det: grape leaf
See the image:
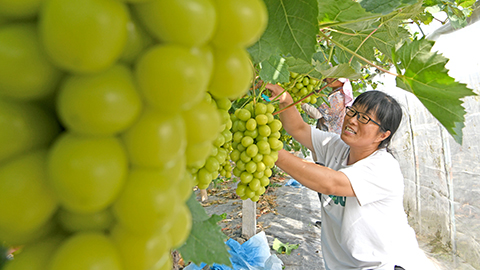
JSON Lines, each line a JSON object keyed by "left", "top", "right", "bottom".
{"left": 358, "top": 0, "right": 418, "bottom": 15}
{"left": 318, "top": 0, "right": 380, "bottom": 31}
{"left": 259, "top": 55, "right": 290, "bottom": 84}
{"left": 284, "top": 56, "right": 323, "bottom": 80}
{"left": 393, "top": 38, "right": 477, "bottom": 144}
{"left": 320, "top": 64, "right": 362, "bottom": 80}
{"left": 322, "top": 0, "right": 416, "bottom": 64}
{"left": 177, "top": 194, "right": 231, "bottom": 267}
{"left": 248, "top": 0, "right": 318, "bottom": 64}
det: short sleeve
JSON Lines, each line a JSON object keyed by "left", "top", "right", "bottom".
{"left": 310, "top": 126, "right": 349, "bottom": 170}
{"left": 340, "top": 150, "right": 404, "bottom": 206}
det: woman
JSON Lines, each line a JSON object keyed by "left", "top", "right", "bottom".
{"left": 266, "top": 83, "right": 437, "bottom": 270}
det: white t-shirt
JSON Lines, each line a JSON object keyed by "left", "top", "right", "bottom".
{"left": 311, "top": 127, "right": 436, "bottom": 270}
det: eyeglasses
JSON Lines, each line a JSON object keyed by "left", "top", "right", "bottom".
{"left": 345, "top": 106, "right": 384, "bottom": 130}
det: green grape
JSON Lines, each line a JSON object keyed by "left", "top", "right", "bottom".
{"left": 177, "top": 171, "right": 194, "bottom": 203}
{"left": 236, "top": 108, "right": 251, "bottom": 121}
{"left": 113, "top": 168, "right": 180, "bottom": 235}
{"left": 258, "top": 125, "right": 271, "bottom": 137}
{"left": 211, "top": 0, "right": 267, "bottom": 47}
{"left": 135, "top": 44, "right": 211, "bottom": 111}
{"left": 186, "top": 141, "right": 213, "bottom": 166}
{"left": 49, "top": 233, "right": 123, "bottom": 270}
{"left": 246, "top": 118, "right": 257, "bottom": 130}
{"left": 249, "top": 178, "right": 260, "bottom": 191}
{"left": 119, "top": 16, "right": 155, "bottom": 64}
{"left": 240, "top": 172, "right": 253, "bottom": 184}
{"left": 235, "top": 160, "right": 246, "bottom": 171}
{"left": 111, "top": 224, "right": 172, "bottom": 270}
{"left": 0, "top": 100, "right": 60, "bottom": 164}
{"left": 134, "top": 0, "right": 216, "bottom": 46}
{"left": 183, "top": 98, "right": 221, "bottom": 145}
{"left": 208, "top": 47, "right": 253, "bottom": 99}
{"left": 190, "top": 45, "right": 215, "bottom": 81}
{"left": 48, "top": 133, "right": 128, "bottom": 214}
{"left": 215, "top": 96, "right": 232, "bottom": 111}
{"left": 3, "top": 235, "right": 63, "bottom": 270}
{"left": 0, "top": 218, "right": 56, "bottom": 247}
{"left": 57, "top": 208, "right": 114, "bottom": 233}
{"left": 212, "top": 132, "right": 226, "bottom": 147}
{"left": 252, "top": 153, "right": 263, "bottom": 163}
{"left": 246, "top": 144, "right": 258, "bottom": 158}
{"left": 240, "top": 151, "right": 251, "bottom": 163}
{"left": 255, "top": 114, "right": 268, "bottom": 125}
{"left": 0, "top": 150, "right": 58, "bottom": 238}
{"left": 236, "top": 184, "right": 247, "bottom": 196}
{"left": 166, "top": 203, "right": 192, "bottom": 249}
{"left": 0, "top": 23, "right": 62, "bottom": 100}
{"left": 269, "top": 119, "right": 282, "bottom": 133}
{"left": 0, "top": 0, "right": 42, "bottom": 19}
{"left": 122, "top": 109, "right": 186, "bottom": 168}
{"left": 57, "top": 64, "right": 142, "bottom": 136}
{"left": 204, "top": 156, "right": 220, "bottom": 173}
{"left": 279, "top": 72, "right": 322, "bottom": 109}
{"left": 39, "top": 0, "right": 129, "bottom": 73}
{"left": 241, "top": 136, "right": 254, "bottom": 147}
{"left": 196, "top": 168, "right": 212, "bottom": 189}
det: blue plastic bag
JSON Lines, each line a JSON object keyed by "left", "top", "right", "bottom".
{"left": 184, "top": 232, "right": 283, "bottom": 270}
{"left": 284, "top": 178, "right": 303, "bottom": 188}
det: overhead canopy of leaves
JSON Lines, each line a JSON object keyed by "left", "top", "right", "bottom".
{"left": 248, "top": 0, "right": 318, "bottom": 64}
{"left": 178, "top": 194, "right": 231, "bottom": 267}
{"left": 358, "top": 0, "right": 419, "bottom": 15}
{"left": 393, "top": 38, "right": 475, "bottom": 144}
{"left": 259, "top": 55, "right": 290, "bottom": 84}
{"left": 422, "top": 0, "right": 475, "bottom": 29}
{"left": 249, "top": 0, "right": 477, "bottom": 143}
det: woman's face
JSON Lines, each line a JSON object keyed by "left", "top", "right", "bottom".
{"left": 340, "top": 105, "right": 390, "bottom": 150}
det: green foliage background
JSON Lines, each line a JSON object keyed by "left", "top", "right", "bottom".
{"left": 249, "top": 0, "right": 477, "bottom": 144}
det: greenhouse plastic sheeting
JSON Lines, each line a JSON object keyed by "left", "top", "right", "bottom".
{"left": 374, "top": 17, "right": 480, "bottom": 268}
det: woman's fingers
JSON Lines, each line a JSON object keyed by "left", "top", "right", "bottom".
{"left": 265, "top": 83, "right": 284, "bottom": 95}
{"left": 265, "top": 83, "right": 288, "bottom": 102}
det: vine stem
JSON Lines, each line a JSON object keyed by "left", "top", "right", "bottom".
{"left": 318, "top": 31, "right": 397, "bottom": 77}
{"left": 349, "top": 25, "right": 380, "bottom": 64}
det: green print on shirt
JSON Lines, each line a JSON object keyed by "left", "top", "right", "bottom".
{"left": 329, "top": 195, "right": 346, "bottom": 207}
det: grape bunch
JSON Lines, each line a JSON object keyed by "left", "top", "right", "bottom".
{"left": 280, "top": 72, "right": 321, "bottom": 111}
{"left": 189, "top": 94, "right": 233, "bottom": 190}
{"left": 230, "top": 101, "right": 283, "bottom": 202}
{"left": 0, "top": 0, "right": 267, "bottom": 269}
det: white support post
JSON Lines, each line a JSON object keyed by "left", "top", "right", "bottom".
{"left": 200, "top": 189, "right": 208, "bottom": 202}
{"left": 242, "top": 199, "right": 257, "bottom": 239}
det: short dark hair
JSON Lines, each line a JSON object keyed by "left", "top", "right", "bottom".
{"left": 352, "top": 91, "right": 402, "bottom": 148}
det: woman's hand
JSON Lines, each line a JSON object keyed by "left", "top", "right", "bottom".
{"left": 265, "top": 83, "right": 293, "bottom": 105}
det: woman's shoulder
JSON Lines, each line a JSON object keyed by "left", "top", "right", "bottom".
{"left": 362, "top": 149, "right": 403, "bottom": 175}
{"left": 311, "top": 127, "right": 348, "bottom": 149}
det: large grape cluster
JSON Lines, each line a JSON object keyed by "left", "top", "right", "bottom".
{"left": 230, "top": 101, "right": 283, "bottom": 202}
{"left": 281, "top": 72, "right": 321, "bottom": 111}
{"left": 190, "top": 94, "right": 233, "bottom": 190}
{"left": 0, "top": 0, "right": 267, "bottom": 269}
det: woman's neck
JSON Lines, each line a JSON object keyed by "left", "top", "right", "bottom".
{"left": 347, "top": 146, "right": 379, "bottom": 165}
